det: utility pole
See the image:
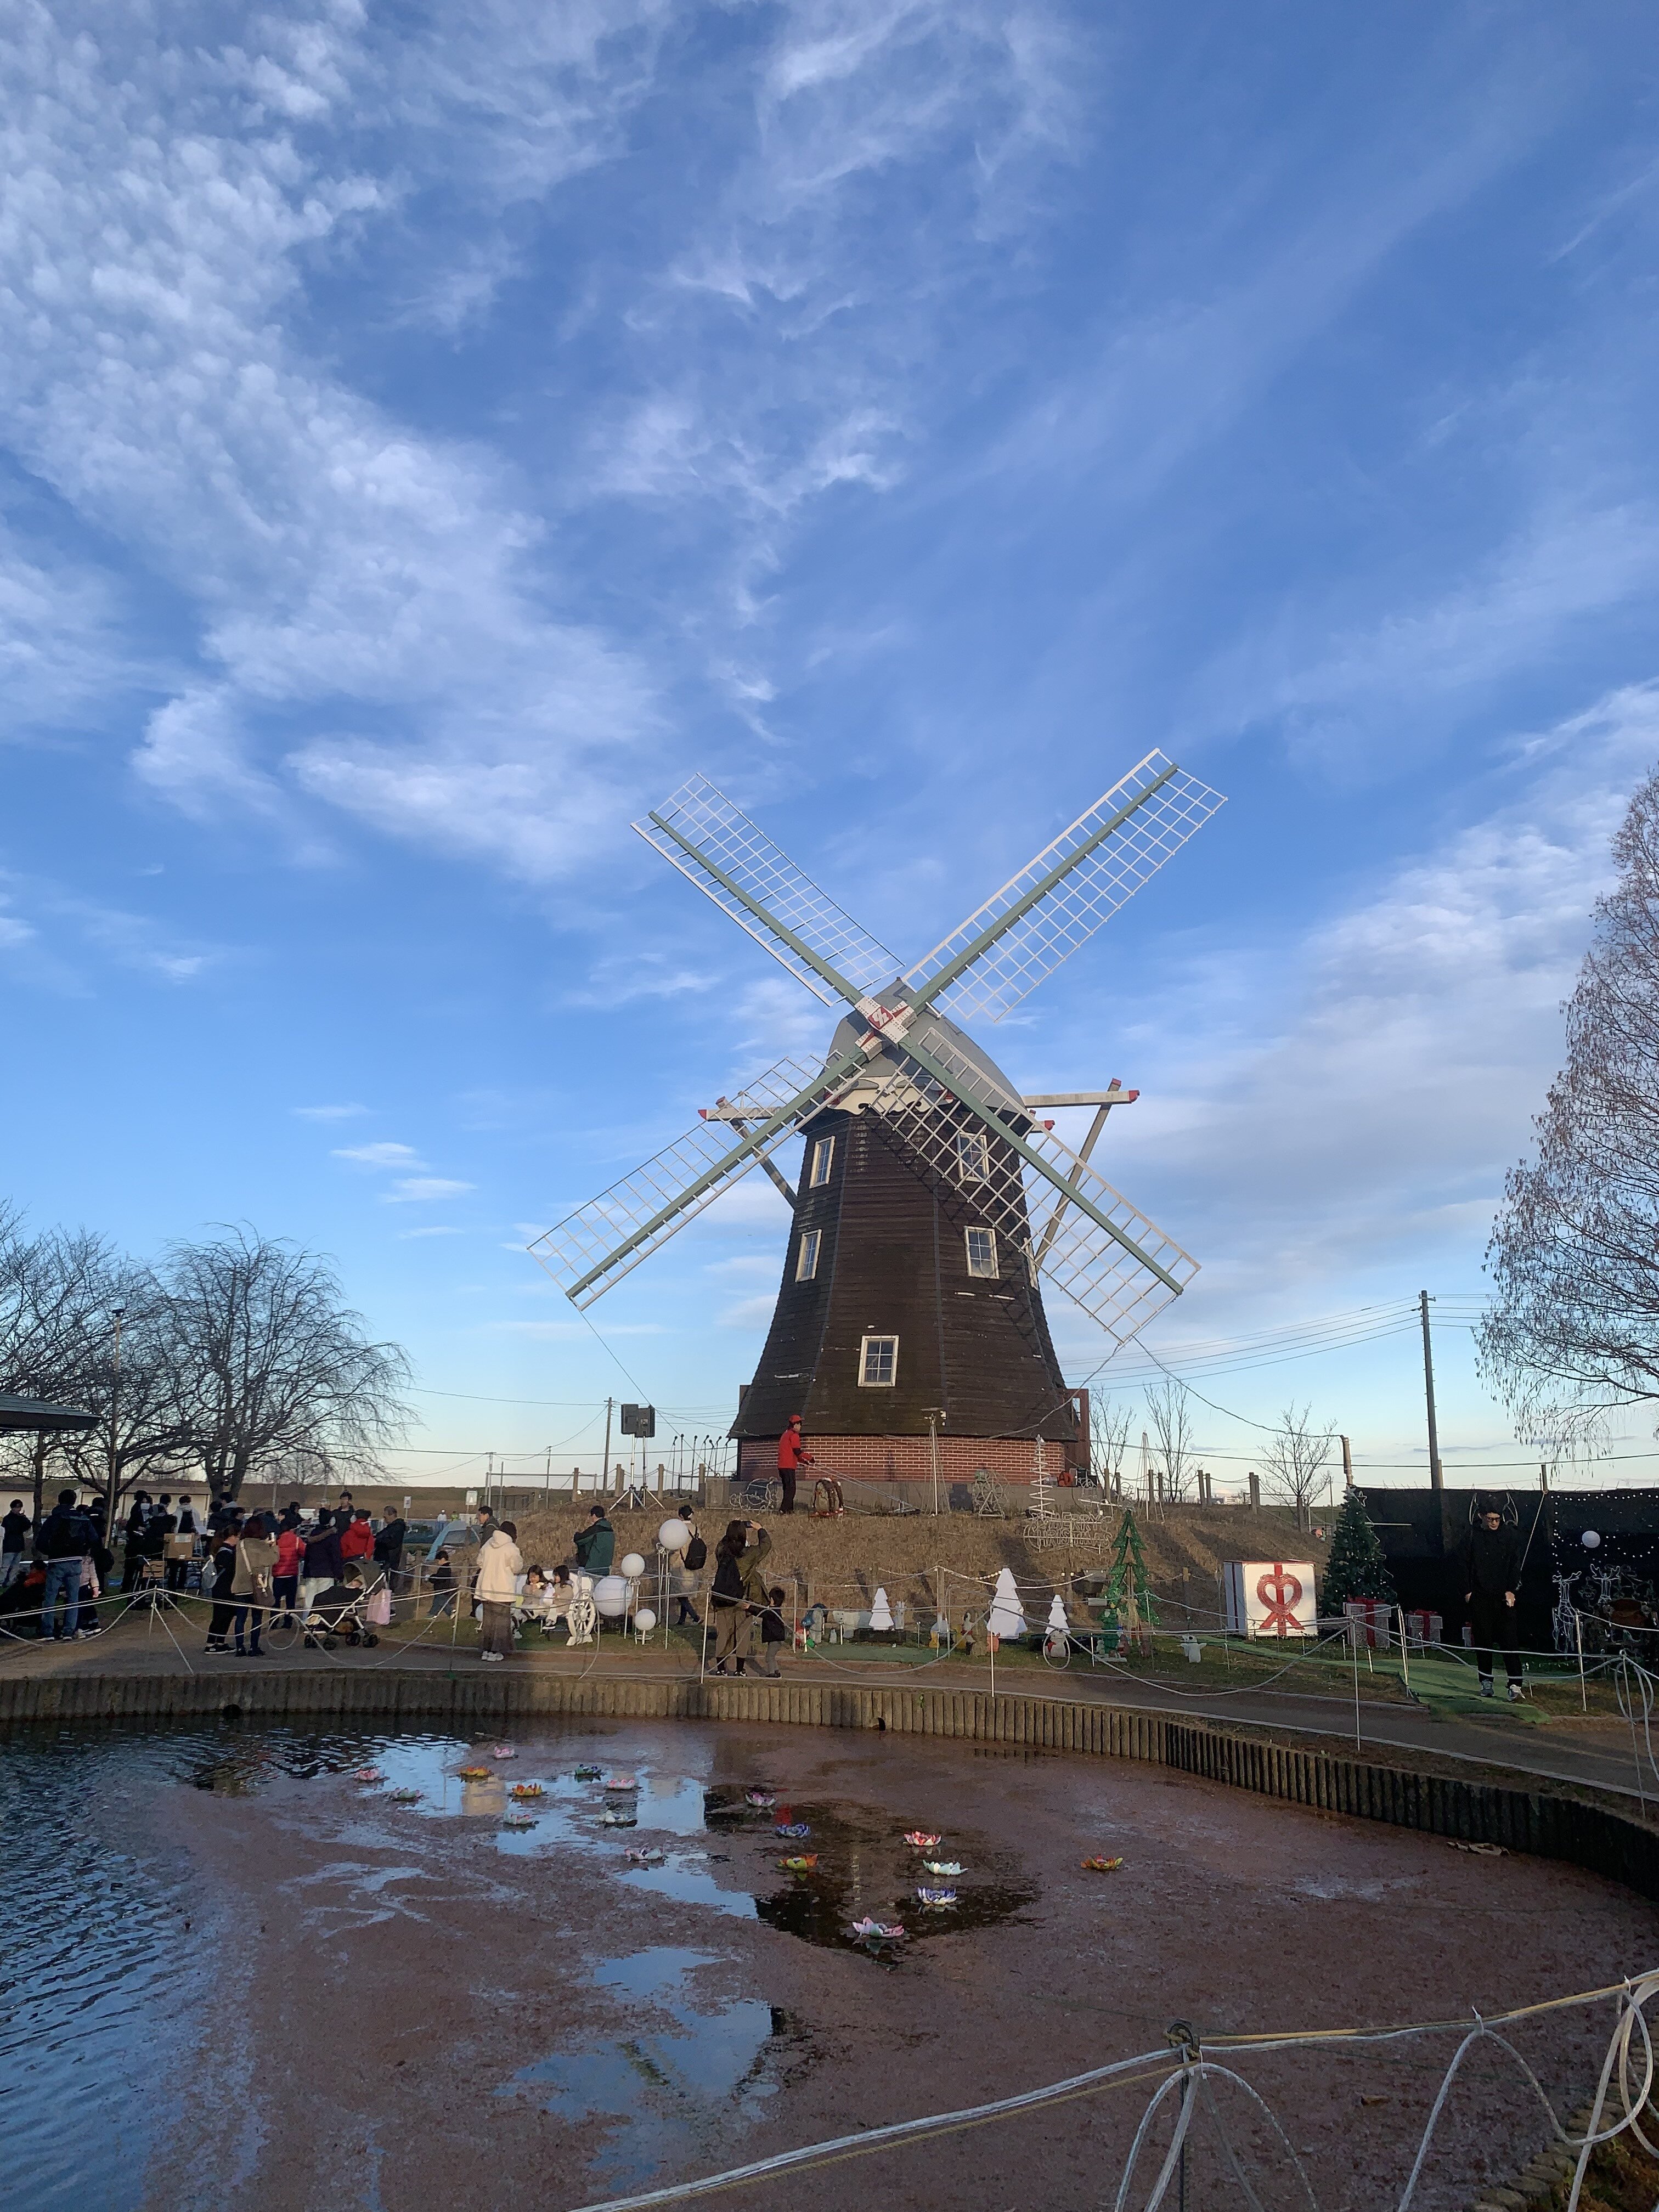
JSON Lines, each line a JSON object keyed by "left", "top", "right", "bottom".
{"left": 1419, "top": 1291, "right": 1443, "bottom": 1494}
{"left": 923, "top": 1410, "right": 945, "bottom": 1517}
{"left": 601, "top": 1397, "right": 614, "bottom": 1502}
{"left": 1340, "top": 1434, "right": 1353, "bottom": 1489}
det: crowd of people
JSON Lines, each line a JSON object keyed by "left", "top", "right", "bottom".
{"left": 0, "top": 1487, "right": 793, "bottom": 1672}
{"left": 0, "top": 1487, "right": 410, "bottom": 1649}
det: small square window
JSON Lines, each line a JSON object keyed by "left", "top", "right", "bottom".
{"left": 795, "top": 1228, "right": 822, "bottom": 1282}
{"left": 955, "top": 1127, "right": 989, "bottom": 1181}
{"left": 859, "top": 1334, "right": 898, "bottom": 1387}
{"left": 965, "top": 1226, "right": 998, "bottom": 1279}
{"left": 809, "top": 1136, "right": 835, "bottom": 1188}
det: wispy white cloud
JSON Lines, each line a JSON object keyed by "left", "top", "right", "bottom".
{"left": 333, "top": 1142, "right": 427, "bottom": 1170}
{"left": 0, "top": 868, "right": 217, "bottom": 989}
{"left": 294, "top": 1103, "right": 370, "bottom": 1123}
{"left": 1102, "top": 682, "right": 1659, "bottom": 1323}
{"left": 0, "top": 4, "right": 662, "bottom": 879}
{"left": 385, "top": 1176, "right": 476, "bottom": 1203}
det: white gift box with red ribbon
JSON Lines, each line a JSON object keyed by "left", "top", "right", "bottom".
{"left": 1224, "top": 1559, "right": 1318, "bottom": 1638}
{"left": 1344, "top": 1599, "right": 1392, "bottom": 1648}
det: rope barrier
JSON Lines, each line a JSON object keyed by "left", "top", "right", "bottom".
{"left": 556, "top": 1970, "right": 1659, "bottom": 2212}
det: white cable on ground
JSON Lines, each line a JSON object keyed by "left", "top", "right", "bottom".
{"left": 558, "top": 1971, "right": 1659, "bottom": 2212}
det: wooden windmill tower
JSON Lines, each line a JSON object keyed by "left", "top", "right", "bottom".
{"left": 532, "top": 751, "right": 1224, "bottom": 1496}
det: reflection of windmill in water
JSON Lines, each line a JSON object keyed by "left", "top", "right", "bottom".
{"left": 532, "top": 752, "right": 1225, "bottom": 1495}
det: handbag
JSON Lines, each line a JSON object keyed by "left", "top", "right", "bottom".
{"left": 366, "top": 1585, "right": 392, "bottom": 1628}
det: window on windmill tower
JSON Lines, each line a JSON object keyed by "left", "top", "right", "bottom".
{"left": 795, "top": 1228, "right": 822, "bottom": 1281}
{"left": 964, "top": 1226, "right": 998, "bottom": 1278}
{"left": 955, "top": 1127, "right": 990, "bottom": 1181}
{"left": 859, "top": 1334, "right": 898, "bottom": 1387}
{"left": 809, "top": 1136, "right": 835, "bottom": 1188}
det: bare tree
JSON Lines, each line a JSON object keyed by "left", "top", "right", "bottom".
{"left": 1144, "top": 1378, "right": 1196, "bottom": 1502}
{"left": 0, "top": 1214, "right": 112, "bottom": 1405}
{"left": 161, "top": 1228, "right": 412, "bottom": 1498}
{"left": 1263, "top": 1402, "right": 1333, "bottom": 1527}
{"left": 1480, "top": 765, "right": 1659, "bottom": 1440}
{"left": 1090, "top": 1395, "right": 1135, "bottom": 1497}
{"left": 50, "top": 1258, "right": 199, "bottom": 1536}
{"left": 0, "top": 1214, "right": 126, "bottom": 1519}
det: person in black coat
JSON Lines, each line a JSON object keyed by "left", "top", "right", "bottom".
{"left": 204, "top": 1537, "right": 239, "bottom": 1654}
{"left": 373, "top": 1513, "right": 407, "bottom": 1590}
{"left": 1463, "top": 1505, "right": 1523, "bottom": 1701}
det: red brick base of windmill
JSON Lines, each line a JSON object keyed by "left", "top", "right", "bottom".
{"left": 736, "top": 1431, "right": 1084, "bottom": 1509}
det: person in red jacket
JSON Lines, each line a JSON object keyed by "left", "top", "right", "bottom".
{"left": 339, "top": 1509, "right": 377, "bottom": 1566}
{"left": 776, "top": 1415, "right": 811, "bottom": 1516}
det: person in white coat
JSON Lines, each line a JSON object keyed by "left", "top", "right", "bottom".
{"left": 474, "top": 1521, "right": 523, "bottom": 1662}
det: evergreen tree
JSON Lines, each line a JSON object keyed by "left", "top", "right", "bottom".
{"left": 1099, "top": 1508, "right": 1158, "bottom": 1641}
{"left": 1320, "top": 1488, "right": 1396, "bottom": 1614}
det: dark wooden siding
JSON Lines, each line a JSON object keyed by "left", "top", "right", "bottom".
{"left": 736, "top": 1103, "right": 1077, "bottom": 1447}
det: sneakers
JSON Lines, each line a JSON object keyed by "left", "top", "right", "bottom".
{"left": 1478, "top": 1675, "right": 1494, "bottom": 1698}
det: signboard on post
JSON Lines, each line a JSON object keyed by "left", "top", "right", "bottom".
{"left": 1223, "top": 1559, "right": 1317, "bottom": 1639}
{"left": 619, "top": 1404, "right": 656, "bottom": 1439}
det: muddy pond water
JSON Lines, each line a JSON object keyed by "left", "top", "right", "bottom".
{"left": 2, "top": 1715, "right": 1653, "bottom": 2212}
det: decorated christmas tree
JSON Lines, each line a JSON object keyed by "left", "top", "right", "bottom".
{"left": 1320, "top": 1487, "right": 1396, "bottom": 1615}
{"left": 1099, "top": 1509, "right": 1157, "bottom": 1647}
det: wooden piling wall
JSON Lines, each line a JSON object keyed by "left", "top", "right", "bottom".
{"left": 3, "top": 1667, "right": 1655, "bottom": 1900}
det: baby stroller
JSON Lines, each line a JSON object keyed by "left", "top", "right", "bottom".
{"left": 266, "top": 1579, "right": 380, "bottom": 1653}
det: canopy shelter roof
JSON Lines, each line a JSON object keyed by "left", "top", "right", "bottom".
{"left": 0, "top": 1392, "right": 98, "bottom": 1434}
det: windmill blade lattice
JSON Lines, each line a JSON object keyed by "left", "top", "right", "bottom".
{"left": 635, "top": 774, "right": 898, "bottom": 1009}
{"left": 531, "top": 1050, "right": 854, "bottom": 1308}
{"left": 903, "top": 749, "right": 1224, "bottom": 1026}
{"left": 867, "top": 1026, "right": 1197, "bottom": 1340}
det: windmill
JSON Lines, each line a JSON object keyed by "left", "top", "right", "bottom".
{"left": 531, "top": 750, "right": 1225, "bottom": 1494}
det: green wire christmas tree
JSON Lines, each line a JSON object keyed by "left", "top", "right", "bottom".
{"left": 1099, "top": 1508, "right": 1158, "bottom": 1650}
{"left": 1320, "top": 1487, "right": 1396, "bottom": 1615}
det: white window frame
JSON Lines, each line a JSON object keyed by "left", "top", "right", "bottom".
{"left": 955, "top": 1127, "right": 989, "bottom": 1181}
{"left": 809, "top": 1136, "right": 835, "bottom": 1188}
{"left": 964, "top": 1226, "right": 998, "bottom": 1279}
{"left": 859, "top": 1334, "right": 899, "bottom": 1388}
{"left": 795, "top": 1228, "right": 822, "bottom": 1282}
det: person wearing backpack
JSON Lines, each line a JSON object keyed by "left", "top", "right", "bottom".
{"left": 708, "top": 1519, "right": 771, "bottom": 1675}
{"left": 669, "top": 1517, "right": 707, "bottom": 1627}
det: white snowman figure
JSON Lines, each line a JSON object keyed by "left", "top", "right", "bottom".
{"left": 870, "top": 1587, "right": 894, "bottom": 1632}
{"left": 1043, "top": 1592, "right": 1069, "bottom": 1658}
{"left": 988, "top": 1568, "right": 1025, "bottom": 1640}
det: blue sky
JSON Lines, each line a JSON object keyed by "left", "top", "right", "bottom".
{"left": 5, "top": 0, "right": 1659, "bottom": 1494}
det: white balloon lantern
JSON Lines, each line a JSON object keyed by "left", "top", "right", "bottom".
{"left": 1582, "top": 1529, "right": 1602, "bottom": 1549}
{"left": 592, "top": 1575, "right": 630, "bottom": 1617}
{"left": 633, "top": 1607, "right": 657, "bottom": 1636}
{"left": 658, "top": 1518, "right": 692, "bottom": 1554}
{"left": 619, "top": 1551, "right": 647, "bottom": 1580}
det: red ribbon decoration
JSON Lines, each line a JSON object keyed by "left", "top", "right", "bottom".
{"left": 1255, "top": 1561, "right": 1306, "bottom": 1637}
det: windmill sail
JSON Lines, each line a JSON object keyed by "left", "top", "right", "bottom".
{"left": 635, "top": 774, "right": 897, "bottom": 1008}
{"left": 903, "top": 750, "right": 1224, "bottom": 1025}
{"left": 531, "top": 1047, "right": 863, "bottom": 1307}
{"left": 866, "top": 1024, "right": 1197, "bottom": 1342}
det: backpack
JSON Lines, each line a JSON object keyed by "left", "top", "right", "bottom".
{"left": 684, "top": 1534, "right": 707, "bottom": 1571}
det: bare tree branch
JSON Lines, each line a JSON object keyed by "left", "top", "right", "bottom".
{"left": 1480, "top": 764, "right": 1659, "bottom": 1440}
{"left": 1262, "top": 1402, "right": 1333, "bottom": 1525}
{"left": 1144, "top": 1378, "right": 1196, "bottom": 1501}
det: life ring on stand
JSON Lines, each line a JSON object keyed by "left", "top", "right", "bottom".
{"left": 811, "top": 1475, "right": 845, "bottom": 1518}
